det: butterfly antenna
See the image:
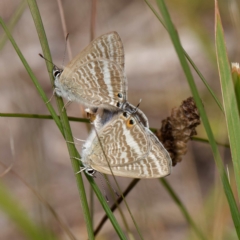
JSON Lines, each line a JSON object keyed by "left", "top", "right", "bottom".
{"left": 62, "top": 100, "right": 72, "bottom": 112}
{"left": 39, "top": 54, "right": 60, "bottom": 69}
{"left": 62, "top": 33, "right": 69, "bottom": 67}
{"left": 133, "top": 99, "right": 142, "bottom": 113}
{"left": 98, "top": 172, "right": 119, "bottom": 197}
{"left": 97, "top": 173, "right": 109, "bottom": 202}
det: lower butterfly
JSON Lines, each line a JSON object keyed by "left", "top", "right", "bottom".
{"left": 81, "top": 107, "right": 172, "bottom": 178}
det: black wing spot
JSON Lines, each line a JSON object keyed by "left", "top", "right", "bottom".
{"left": 118, "top": 93, "right": 123, "bottom": 98}
{"left": 129, "top": 119, "right": 134, "bottom": 125}
{"left": 123, "top": 112, "right": 128, "bottom": 118}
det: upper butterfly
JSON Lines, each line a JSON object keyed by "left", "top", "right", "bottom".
{"left": 81, "top": 107, "right": 172, "bottom": 178}
{"left": 53, "top": 32, "right": 127, "bottom": 111}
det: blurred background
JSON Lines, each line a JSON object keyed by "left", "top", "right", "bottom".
{"left": 0, "top": 0, "right": 239, "bottom": 239}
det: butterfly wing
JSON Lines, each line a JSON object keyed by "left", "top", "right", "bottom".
{"left": 82, "top": 111, "right": 150, "bottom": 167}
{"left": 91, "top": 128, "right": 171, "bottom": 178}
{"left": 56, "top": 58, "right": 127, "bottom": 109}
{"left": 83, "top": 112, "right": 171, "bottom": 178}
{"left": 66, "top": 31, "right": 125, "bottom": 70}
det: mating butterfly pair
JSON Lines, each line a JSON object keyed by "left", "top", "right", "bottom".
{"left": 53, "top": 32, "right": 172, "bottom": 178}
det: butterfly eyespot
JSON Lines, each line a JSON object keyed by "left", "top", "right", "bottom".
{"left": 126, "top": 118, "right": 135, "bottom": 128}
{"left": 116, "top": 102, "right": 121, "bottom": 108}
{"left": 123, "top": 112, "right": 128, "bottom": 118}
{"left": 129, "top": 119, "right": 134, "bottom": 125}
{"left": 117, "top": 93, "right": 123, "bottom": 98}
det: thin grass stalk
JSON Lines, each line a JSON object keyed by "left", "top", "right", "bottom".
{"left": 0, "top": 18, "right": 63, "bottom": 134}
{"left": 160, "top": 179, "right": 207, "bottom": 240}
{"left": 144, "top": 0, "right": 224, "bottom": 112}
{"left": 0, "top": 162, "right": 77, "bottom": 240}
{"left": 232, "top": 68, "right": 240, "bottom": 113}
{"left": 26, "top": 0, "right": 94, "bottom": 238}
{"left": 215, "top": 0, "right": 240, "bottom": 203}
{"left": 1, "top": 13, "right": 127, "bottom": 240}
{"left": 0, "top": 113, "right": 89, "bottom": 123}
{"left": 156, "top": 0, "right": 240, "bottom": 237}
{"left": 0, "top": 0, "right": 27, "bottom": 51}
{"left": 94, "top": 179, "right": 140, "bottom": 236}
{"left": 0, "top": 182, "right": 56, "bottom": 240}
{"left": 1, "top": 1, "right": 128, "bottom": 238}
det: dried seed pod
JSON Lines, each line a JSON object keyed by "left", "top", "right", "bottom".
{"left": 156, "top": 97, "right": 201, "bottom": 166}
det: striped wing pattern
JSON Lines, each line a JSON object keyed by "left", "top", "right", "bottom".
{"left": 83, "top": 112, "right": 172, "bottom": 178}
{"left": 55, "top": 32, "right": 127, "bottom": 109}
{"left": 58, "top": 59, "right": 127, "bottom": 108}
{"left": 66, "top": 31, "right": 125, "bottom": 70}
{"left": 54, "top": 31, "right": 172, "bottom": 178}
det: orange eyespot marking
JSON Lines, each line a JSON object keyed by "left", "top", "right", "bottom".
{"left": 126, "top": 118, "right": 135, "bottom": 128}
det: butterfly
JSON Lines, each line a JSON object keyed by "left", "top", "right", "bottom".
{"left": 81, "top": 107, "right": 172, "bottom": 178}
{"left": 53, "top": 31, "right": 128, "bottom": 111}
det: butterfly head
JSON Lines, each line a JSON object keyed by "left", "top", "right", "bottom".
{"left": 53, "top": 66, "right": 63, "bottom": 79}
{"left": 53, "top": 66, "right": 64, "bottom": 96}
{"left": 85, "top": 167, "right": 97, "bottom": 177}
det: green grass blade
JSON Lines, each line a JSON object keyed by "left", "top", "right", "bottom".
{"left": 215, "top": 0, "right": 240, "bottom": 202}
{"left": 26, "top": 0, "right": 95, "bottom": 238}
{"left": 232, "top": 64, "right": 240, "bottom": 113}
{"left": 0, "top": 113, "right": 90, "bottom": 123}
{"left": 0, "top": 0, "right": 27, "bottom": 51}
{"left": 0, "top": 15, "right": 126, "bottom": 236}
{"left": 145, "top": 0, "right": 224, "bottom": 113}
{"left": 26, "top": 1, "right": 128, "bottom": 238}
{"left": 0, "top": 17, "right": 63, "bottom": 135}
{"left": 94, "top": 179, "right": 140, "bottom": 236}
{"left": 192, "top": 136, "right": 229, "bottom": 148}
{"left": 184, "top": 51, "right": 224, "bottom": 112}
{"left": 0, "top": 113, "right": 231, "bottom": 149}
{"left": 0, "top": 182, "right": 56, "bottom": 240}
{"left": 27, "top": 0, "right": 53, "bottom": 83}
{"left": 156, "top": 0, "right": 240, "bottom": 237}
{"left": 160, "top": 179, "right": 207, "bottom": 240}
{"left": 88, "top": 176, "right": 128, "bottom": 239}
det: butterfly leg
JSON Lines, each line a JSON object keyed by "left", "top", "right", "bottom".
{"left": 62, "top": 100, "right": 72, "bottom": 112}
{"left": 66, "top": 137, "right": 85, "bottom": 146}
{"left": 75, "top": 167, "right": 87, "bottom": 174}
{"left": 46, "top": 88, "right": 58, "bottom": 104}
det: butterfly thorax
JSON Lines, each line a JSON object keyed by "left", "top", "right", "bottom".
{"left": 122, "top": 102, "right": 149, "bottom": 128}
